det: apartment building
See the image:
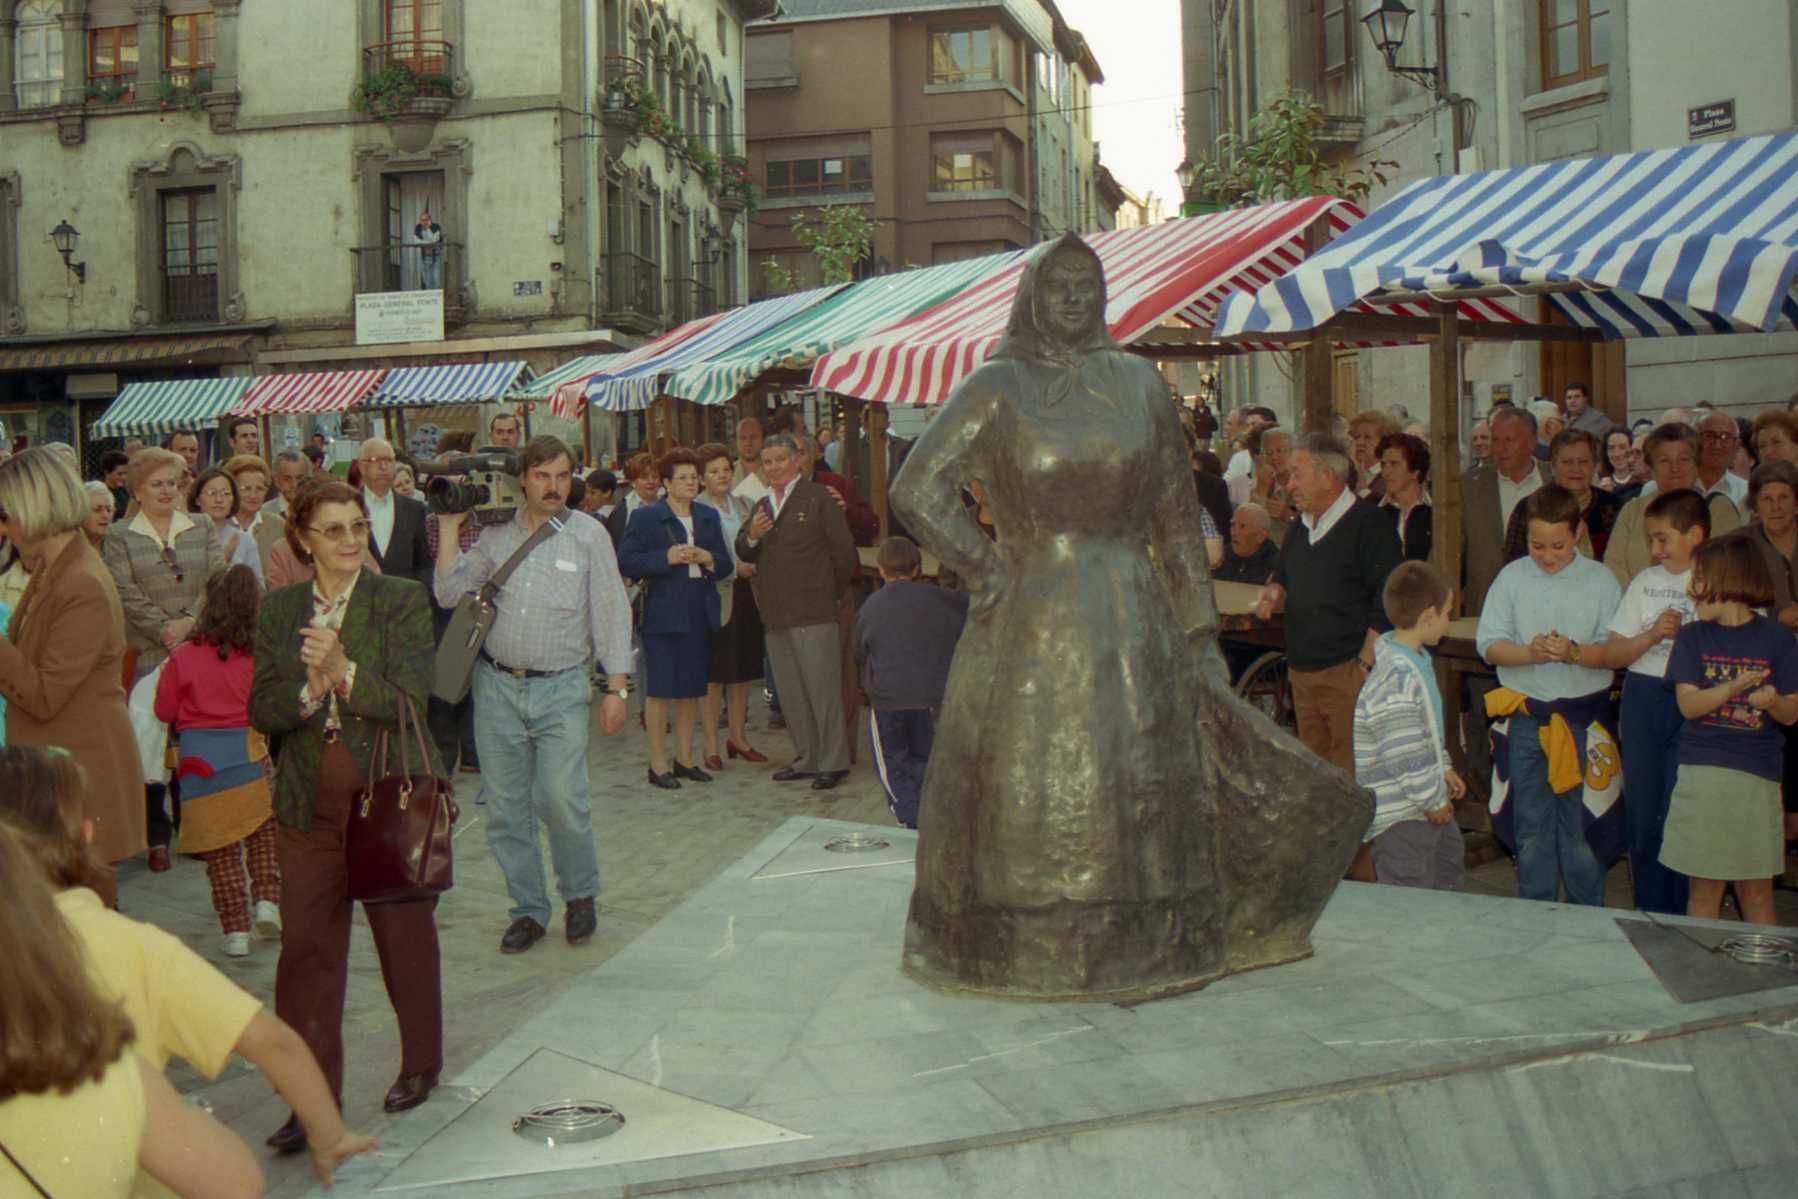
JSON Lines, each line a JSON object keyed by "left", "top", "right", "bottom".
{"left": 0, "top": 0, "right": 773, "bottom": 460}
{"left": 743, "top": 0, "right": 1115, "bottom": 292}
{"left": 1182, "top": 0, "right": 1798, "bottom": 425}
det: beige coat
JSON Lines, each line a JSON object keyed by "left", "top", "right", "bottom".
{"left": 0, "top": 536, "right": 146, "bottom": 864}
{"left": 100, "top": 509, "right": 224, "bottom": 676}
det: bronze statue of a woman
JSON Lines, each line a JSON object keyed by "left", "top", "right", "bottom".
{"left": 890, "top": 234, "right": 1371, "bottom": 1002}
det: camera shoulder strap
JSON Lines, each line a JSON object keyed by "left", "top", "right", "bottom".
{"left": 478, "top": 515, "right": 565, "bottom": 602}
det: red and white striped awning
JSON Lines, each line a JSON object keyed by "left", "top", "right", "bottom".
{"left": 809, "top": 197, "right": 1524, "bottom": 406}
{"left": 235, "top": 369, "right": 388, "bottom": 415}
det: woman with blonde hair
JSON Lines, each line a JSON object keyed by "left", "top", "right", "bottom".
{"left": 0, "top": 821, "right": 266, "bottom": 1199}
{"left": 221, "top": 453, "right": 288, "bottom": 574}
{"left": 0, "top": 447, "right": 144, "bottom": 890}
{"left": 0, "top": 744, "right": 376, "bottom": 1190}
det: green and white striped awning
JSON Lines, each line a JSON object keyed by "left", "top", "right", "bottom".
{"left": 90, "top": 377, "right": 255, "bottom": 438}
{"left": 517, "top": 353, "right": 629, "bottom": 398}
{"left": 661, "top": 251, "right": 1025, "bottom": 407}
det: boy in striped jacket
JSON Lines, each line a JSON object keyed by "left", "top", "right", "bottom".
{"left": 1352, "top": 560, "right": 1467, "bottom": 890}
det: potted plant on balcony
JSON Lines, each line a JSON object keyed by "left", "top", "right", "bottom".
{"left": 715, "top": 155, "right": 756, "bottom": 234}
{"left": 155, "top": 71, "right": 211, "bottom": 112}
{"left": 687, "top": 135, "right": 719, "bottom": 187}
{"left": 355, "top": 60, "right": 453, "bottom": 152}
{"left": 86, "top": 80, "right": 132, "bottom": 105}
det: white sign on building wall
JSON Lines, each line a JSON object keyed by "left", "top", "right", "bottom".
{"left": 355, "top": 291, "right": 445, "bottom": 346}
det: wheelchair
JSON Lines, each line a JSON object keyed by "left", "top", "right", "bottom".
{"left": 1224, "top": 641, "right": 1298, "bottom": 733}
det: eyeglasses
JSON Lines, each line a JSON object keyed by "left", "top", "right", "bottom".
{"left": 360, "top": 455, "right": 397, "bottom": 467}
{"left": 199, "top": 487, "right": 234, "bottom": 502}
{"left": 1700, "top": 431, "right": 1739, "bottom": 444}
{"left": 306, "top": 520, "right": 371, "bottom": 543}
{"left": 159, "top": 545, "right": 183, "bottom": 583}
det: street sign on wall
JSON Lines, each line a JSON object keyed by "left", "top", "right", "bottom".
{"left": 355, "top": 290, "right": 445, "bottom": 345}
{"left": 1687, "top": 100, "right": 1735, "bottom": 140}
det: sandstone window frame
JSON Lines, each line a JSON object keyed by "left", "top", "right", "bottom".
{"left": 128, "top": 140, "right": 242, "bottom": 327}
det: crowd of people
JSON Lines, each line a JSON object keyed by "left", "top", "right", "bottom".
{"left": 1197, "top": 387, "right": 1798, "bottom": 913}
{"left": 7, "top": 374, "right": 1797, "bottom": 1195}
{"left": 0, "top": 401, "right": 972, "bottom": 1193}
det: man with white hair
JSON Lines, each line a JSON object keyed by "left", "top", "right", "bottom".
{"left": 1254, "top": 434, "right": 1403, "bottom": 787}
{"left": 1694, "top": 408, "right": 1749, "bottom": 508}
{"left": 1528, "top": 399, "right": 1563, "bottom": 460}
{"left": 1215, "top": 503, "right": 1280, "bottom": 584}
{"left": 358, "top": 437, "right": 430, "bottom": 584}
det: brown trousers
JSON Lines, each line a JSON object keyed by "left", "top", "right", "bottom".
{"left": 1289, "top": 657, "right": 1377, "bottom": 882}
{"left": 274, "top": 741, "right": 442, "bottom": 1102}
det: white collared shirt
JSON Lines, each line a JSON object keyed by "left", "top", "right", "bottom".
{"left": 1301, "top": 485, "right": 1357, "bottom": 544}
{"left": 363, "top": 487, "right": 395, "bottom": 556}
{"left": 128, "top": 506, "right": 197, "bottom": 545}
{"left": 767, "top": 478, "right": 795, "bottom": 522}
{"left": 1496, "top": 464, "right": 1544, "bottom": 532}
{"left": 732, "top": 471, "right": 770, "bottom": 505}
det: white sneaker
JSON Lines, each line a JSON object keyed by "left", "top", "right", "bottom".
{"left": 222, "top": 932, "right": 251, "bottom": 958}
{"left": 253, "top": 901, "right": 282, "bottom": 940}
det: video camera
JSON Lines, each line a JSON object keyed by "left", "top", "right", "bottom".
{"left": 413, "top": 447, "right": 524, "bottom": 526}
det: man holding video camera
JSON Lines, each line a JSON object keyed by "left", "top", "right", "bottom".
{"left": 434, "top": 436, "right": 634, "bottom": 955}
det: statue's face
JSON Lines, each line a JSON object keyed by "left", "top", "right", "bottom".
{"left": 1036, "top": 254, "right": 1103, "bottom": 343}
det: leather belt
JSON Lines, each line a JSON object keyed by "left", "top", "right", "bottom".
{"left": 321, "top": 727, "right": 342, "bottom": 744}
{"left": 481, "top": 651, "right": 581, "bottom": 680}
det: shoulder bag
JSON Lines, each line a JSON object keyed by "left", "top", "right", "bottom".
{"left": 346, "top": 694, "right": 459, "bottom": 903}
{"left": 433, "top": 515, "right": 564, "bottom": 701}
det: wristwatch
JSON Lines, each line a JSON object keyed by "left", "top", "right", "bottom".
{"left": 607, "top": 687, "right": 628, "bottom": 702}
{"left": 1566, "top": 641, "right": 1583, "bottom": 666}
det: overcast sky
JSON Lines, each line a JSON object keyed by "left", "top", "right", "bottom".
{"left": 1055, "top": 0, "right": 1184, "bottom": 211}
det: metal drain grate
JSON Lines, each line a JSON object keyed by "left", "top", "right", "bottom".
{"left": 824, "top": 833, "right": 891, "bottom": 853}
{"left": 511, "top": 1100, "right": 626, "bottom": 1147}
{"left": 1715, "top": 933, "right": 1798, "bottom": 969}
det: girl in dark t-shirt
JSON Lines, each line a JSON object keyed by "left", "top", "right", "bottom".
{"left": 1663, "top": 538, "right": 1798, "bottom": 923}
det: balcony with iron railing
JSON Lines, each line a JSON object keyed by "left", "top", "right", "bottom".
{"left": 602, "top": 252, "right": 663, "bottom": 332}
{"left": 350, "top": 241, "right": 463, "bottom": 302}
{"left": 359, "top": 40, "right": 456, "bottom": 116}
{"left": 163, "top": 270, "right": 219, "bottom": 323}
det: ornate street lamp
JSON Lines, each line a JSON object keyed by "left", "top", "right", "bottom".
{"left": 50, "top": 219, "right": 86, "bottom": 284}
{"left": 1361, "top": 0, "right": 1442, "bottom": 91}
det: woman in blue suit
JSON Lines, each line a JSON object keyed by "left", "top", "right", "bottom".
{"left": 618, "top": 447, "right": 734, "bottom": 789}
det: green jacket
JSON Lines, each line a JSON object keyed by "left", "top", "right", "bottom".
{"left": 250, "top": 573, "right": 441, "bottom": 831}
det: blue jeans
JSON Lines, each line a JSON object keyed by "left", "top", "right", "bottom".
{"left": 419, "top": 255, "right": 442, "bottom": 290}
{"left": 472, "top": 662, "right": 598, "bottom": 927}
{"left": 1619, "top": 673, "right": 1689, "bottom": 915}
{"left": 1508, "top": 712, "right": 1605, "bottom": 905}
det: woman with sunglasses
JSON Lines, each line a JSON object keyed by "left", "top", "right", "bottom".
{"left": 249, "top": 480, "right": 445, "bottom": 1154}
{"left": 101, "top": 446, "right": 224, "bottom": 872}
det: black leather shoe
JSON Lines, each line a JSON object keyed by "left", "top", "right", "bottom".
{"left": 673, "top": 762, "right": 713, "bottom": 783}
{"left": 383, "top": 1069, "right": 440, "bottom": 1114}
{"left": 565, "top": 897, "right": 597, "bottom": 945}
{"left": 811, "top": 771, "right": 849, "bottom": 791}
{"left": 772, "top": 768, "right": 815, "bottom": 782}
{"left": 647, "top": 767, "right": 682, "bottom": 790}
{"left": 266, "top": 1114, "right": 307, "bottom": 1155}
{"left": 499, "top": 917, "right": 547, "bottom": 954}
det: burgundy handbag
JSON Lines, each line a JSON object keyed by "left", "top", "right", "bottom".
{"left": 346, "top": 695, "right": 458, "bottom": 903}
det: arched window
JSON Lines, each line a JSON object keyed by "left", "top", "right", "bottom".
{"left": 717, "top": 80, "right": 734, "bottom": 154}
{"left": 628, "top": 8, "right": 646, "bottom": 62}
{"left": 682, "top": 55, "right": 699, "bottom": 138}
{"left": 13, "top": 0, "right": 63, "bottom": 109}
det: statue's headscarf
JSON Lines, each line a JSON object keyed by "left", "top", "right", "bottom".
{"left": 990, "top": 234, "right": 1120, "bottom": 407}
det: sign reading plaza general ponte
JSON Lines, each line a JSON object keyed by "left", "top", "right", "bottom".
{"left": 355, "top": 290, "right": 445, "bottom": 346}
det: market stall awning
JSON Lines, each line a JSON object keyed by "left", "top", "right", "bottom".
{"left": 808, "top": 198, "right": 1518, "bottom": 406}
{"left": 662, "top": 251, "right": 1027, "bottom": 407}
{"left": 521, "top": 353, "right": 628, "bottom": 399}
{"left": 548, "top": 315, "right": 735, "bottom": 417}
{"left": 236, "top": 369, "right": 387, "bottom": 416}
{"left": 0, "top": 330, "right": 257, "bottom": 372}
{"left": 364, "top": 361, "right": 531, "bottom": 408}
{"left": 1214, "top": 131, "right": 1798, "bottom": 339}
{"left": 580, "top": 285, "right": 848, "bottom": 413}
{"left": 90, "top": 376, "right": 254, "bottom": 438}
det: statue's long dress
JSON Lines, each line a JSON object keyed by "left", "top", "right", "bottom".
{"left": 892, "top": 348, "right": 1370, "bottom": 1002}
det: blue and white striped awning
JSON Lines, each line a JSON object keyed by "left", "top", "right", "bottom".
{"left": 364, "top": 360, "right": 531, "bottom": 408}
{"left": 1215, "top": 131, "right": 1798, "bottom": 340}
{"left": 90, "top": 376, "right": 254, "bottom": 437}
{"left": 582, "top": 285, "right": 847, "bottom": 412}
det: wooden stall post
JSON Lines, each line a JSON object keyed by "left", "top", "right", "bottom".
{"left": 867, "top": 401, "right": 890, "bottom": 539}
{"left": 1429, "top": 302, "right": 1463, "bottom": 604}
{"left": 1300, "top": 215, "right": 1336, "bottom": 433}
{"left": 840, "top": 395, "right": 863, "bottom": 488}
